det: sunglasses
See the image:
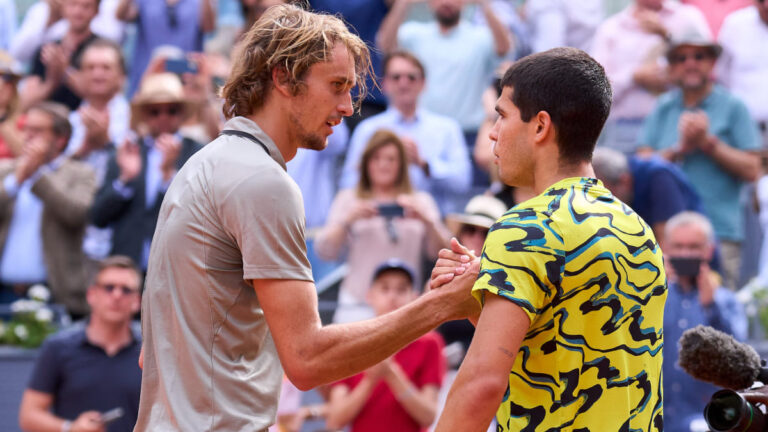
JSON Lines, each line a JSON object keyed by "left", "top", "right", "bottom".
{"left": 98, "top": 283, "right": 138, "bottom": 296}
{"left": 145, "top": 105, "right": 182, "bottom": 118}
{"left": 669, "top": 52, "right": 711, "bottom": 65}
{"left": 387, "top": 73, "right": 420, "bottom": 83}
{"left": 460, "top": 225, "right": 489, "bottom": 236}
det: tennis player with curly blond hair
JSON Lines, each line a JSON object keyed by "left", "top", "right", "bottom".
{"left": 134, "top": 5, "right": 480, "bottom": 431}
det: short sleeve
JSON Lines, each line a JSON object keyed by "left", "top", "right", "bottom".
{"left": 639, "top": 104, "right": 664, "bottom": 150}
{"left": 645, "top": 168, "right": 688, "bottom": 225}
{"left": 27, "top": 338, "right": 62, "bottom": 394}
{"left": 727, "top": 99, "right": 761, "bottom": 152}
{"left": 472, "top": 209, "right": 565, "bottom": 324}
{"left": 397, "top": 21, "right": 422, "bottom": 52}
{"left": 219, "top": 171, "right": 312, "bottom": 281}
{"left": 412, "top": 332, "right": 445, "bottom": 389}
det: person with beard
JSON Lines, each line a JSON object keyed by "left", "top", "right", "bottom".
{"left": 135, "top": 6, "right": 479, "bottom": 431}
{"left": 376, "top": 0, "right": 511, "bottom": 193}
{"left": 638, "top": 30, "right": 761, "bottom": 290}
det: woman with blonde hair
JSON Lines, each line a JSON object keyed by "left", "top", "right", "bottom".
{"left": 316, "top": 129, "right": 451, "bottom": 323}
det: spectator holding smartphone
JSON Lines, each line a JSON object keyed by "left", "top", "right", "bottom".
{"left": 325, "top": 259, "right": 446, "bottom": 432}
{"left": 315, "top": 130, "right": 450, "bottom": 323}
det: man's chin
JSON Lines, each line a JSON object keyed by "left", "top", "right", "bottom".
{"left": 301, "top": 136, "right": 328, "bottom": 151}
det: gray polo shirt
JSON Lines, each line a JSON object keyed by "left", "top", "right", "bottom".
{"left": 135, "top": 117, "right": 313, "bottom": 431}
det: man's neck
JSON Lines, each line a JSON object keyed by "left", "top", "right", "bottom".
{"left": 86, "top": 319, "right": 133, "bottom": 356}
{"left": 86, "top": 94, "right": 114, "bottom": 111}
{"left": 64, "top": 28, "right": 92, "bottom": 48}
{"left": 247, "top": 108, "right": 297, "bottom": 162}
{"left": 396, "top": 103, "right": 417, "bottom": 120}
{"left": 532, "top": 158, "right": 595, "bottom": 195}
{"left": 682, "top": 82, "right": 713, "bottom": 108}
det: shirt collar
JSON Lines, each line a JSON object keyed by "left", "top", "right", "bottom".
{"left": 222, "top": 116, "right": 286, "bottom": 170}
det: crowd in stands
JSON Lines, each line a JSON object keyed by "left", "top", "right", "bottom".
{"left": 0, "top": 0, "right": 766, "bottom": 431}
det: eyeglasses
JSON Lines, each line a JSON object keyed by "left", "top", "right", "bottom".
{"left": 145, "top": 105, "right": 182, "bottom": 118}
{"left": 387, "top": 73, "right": 420, "bottom": 83}
{"left": 98, "top": 284, "right": 138, "bottom": 296}
{"left": 669, "top": 52, "right": 711, "bottom": 65}
{"left": 460, "top": 225, "right": 489, "bottom": 237}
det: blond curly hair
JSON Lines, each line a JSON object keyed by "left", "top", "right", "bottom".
{"left": 221, "top": 4, "right": 372, "bottom": 119}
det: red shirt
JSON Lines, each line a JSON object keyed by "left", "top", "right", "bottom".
{"left": 333, "top": 332, "right": 446, "bottom": 432}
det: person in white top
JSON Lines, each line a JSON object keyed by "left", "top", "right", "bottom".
{"left": 718, "top": 0, "right": 768, "bottom": 146}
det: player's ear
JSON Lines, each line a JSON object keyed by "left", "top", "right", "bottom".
{"left": 272, "top": 66, "right": 293, "bottom": 97}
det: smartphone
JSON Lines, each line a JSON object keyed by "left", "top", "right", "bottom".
{"left": 669, "top": 256, "right": 702, "bottom": 278}
{"left": 165, "top": 58, "right": 198, "bottom": 75}
{"left": 100, "top": 407, "right": 124, "bottom": 425}
{"left": 378, "top": 203, "right": 404, "bottom": 218}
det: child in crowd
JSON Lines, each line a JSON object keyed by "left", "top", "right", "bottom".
{"left": 325, "top": 259, "right": 446, "bottom": 432}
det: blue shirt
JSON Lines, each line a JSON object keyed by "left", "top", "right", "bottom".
{"left": 340, "top": 108, "right": 470, "bottom": 215}
{"left": 0, "top": 0, "right": 16, "bottom": 51}
{"left": 629, "top": 155, "right": 704, "bottom": 227}
{"left": 398, "top": 21, "right": 501, "bottom": 131}
{"left": 640, "top": 85, "right": 761, "bottom": 241}
{"left": 287, "top": 122, "right": 349, "bottom": 229}
{"left": 128, "top": 0, "right": 204, "bottom": 96}
{"left": 0, "top": 157, "right": 66, "bottom": 284}
{"left": 663, "top": 281, "right": 747, "bottom": 432}
{"left": 28, "top": 322, "right": 142, "bottom": 432}
{"left": 310, "top": 0, "right": 389, "bottom": 105}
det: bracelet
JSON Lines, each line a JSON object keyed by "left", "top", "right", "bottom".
{"left": 61, "top": 420, "right": 72, "bottom": 432}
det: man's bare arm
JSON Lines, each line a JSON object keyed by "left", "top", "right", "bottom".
{"left": 252, "top": 263, "right": 480, "bottom": 390}
{"left": 435, "top": 294, "right": 530, "bottom": 431}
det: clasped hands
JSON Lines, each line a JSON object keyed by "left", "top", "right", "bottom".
{"left": 429, "top": 238, "right": 482, "bottom": 323}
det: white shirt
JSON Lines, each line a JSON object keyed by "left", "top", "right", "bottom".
{"left": 66, "top": 94, "right": 131, "bottom": 186}
{"left": 718, "top": 6, "right": 768, "bottom": 122}
{"left": 527, "top": 0, "right": 604, "bottom": 53}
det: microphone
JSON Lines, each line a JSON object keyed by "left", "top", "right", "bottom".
{"left": 678, "top": 325, "right": 768, "bottom": 390}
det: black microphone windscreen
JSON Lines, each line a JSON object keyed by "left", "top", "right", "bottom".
{"left": 678, "top": 325, "right": 761, "bottom": 390}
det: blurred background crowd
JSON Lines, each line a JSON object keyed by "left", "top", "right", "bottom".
{"left": 0, "top": 0, "right": 767, "bottom": 431}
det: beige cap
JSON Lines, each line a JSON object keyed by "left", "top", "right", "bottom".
{"left": 446, "top": 195, "right": 508, "bottom": 235}
{"left": 130, "top": 72, "right": 196, "bottom": 121}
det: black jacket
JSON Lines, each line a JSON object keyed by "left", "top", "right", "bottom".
{"left": 91, "top": 136, "right": 202, "bottom": 268}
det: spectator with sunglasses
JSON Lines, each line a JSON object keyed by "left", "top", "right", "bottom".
{"left": 638, "top": 30, "right": 761, "bottom": 290}
{"left": 116, "top": 0, "right": 216, "bottom": 97}
{"left": 91, "top": 73, "right": 203, "bottom": 272}
{"left": 340, "top": 50, "right": 471, "bottom": 216}
{"left": 19, "top": 255, "right": 143, "bottom": 432}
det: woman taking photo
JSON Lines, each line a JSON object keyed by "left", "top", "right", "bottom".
{"left": 316, "top": 129, "right": 451, "bottom": 323}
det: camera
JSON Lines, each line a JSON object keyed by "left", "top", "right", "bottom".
{"left": 704, "top": 389, "right": 767, "bottom": 431}
{"left": 165, "top": 58, "right": 198, "bottom": 76}
{"left": 377, "top": 203, "right": 404, "bottom": 218}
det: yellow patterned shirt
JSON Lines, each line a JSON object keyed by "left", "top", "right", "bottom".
{"left": 473, "top": 177, "right": 666, "bottom": 431}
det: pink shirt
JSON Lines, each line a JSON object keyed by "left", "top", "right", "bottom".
{"left": 682, "top": 0, "right": 752, "bottom": 36}
{"left": 591, "top": 1, "right": 711, "bottom": 120}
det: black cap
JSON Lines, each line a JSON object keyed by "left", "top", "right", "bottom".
{"left": 372, "top": 258, "right": 416, "bottom": 284}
